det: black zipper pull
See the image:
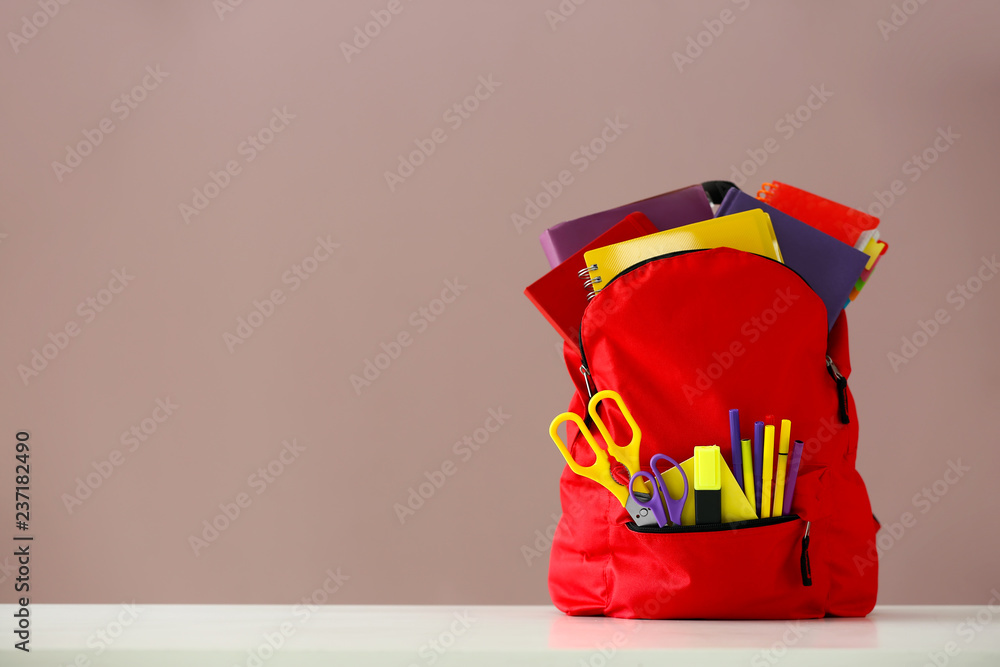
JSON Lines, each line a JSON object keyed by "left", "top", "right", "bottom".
{"left": 826, "top": 355, "right": 850, "bottom": 424}
{"left": 800, "top": 521, "right": 813, "bottom": 587}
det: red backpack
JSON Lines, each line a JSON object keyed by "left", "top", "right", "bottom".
{"left": 548, "top": 246, "right": 879, "bottom": 619}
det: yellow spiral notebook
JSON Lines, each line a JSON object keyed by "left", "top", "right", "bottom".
{"left": 583, "top": 209, "right": 783, "bottom": 295}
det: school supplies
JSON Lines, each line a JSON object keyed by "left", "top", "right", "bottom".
{"left": 651, "top": 454, "right": 757, "bottom": 525}
{"left": 761, "top": 425, "right": 775, "bottom": 519}
{"left": 753, "top": 421, "right": 764, "bottom": 516}
{"left": 757, "top": 181, "right": 879, "bottom": 248}
{"left": 549, "top": 390, "right": 658, "bottom": 526}
{"left": 861, "top": 237, "right": 886, "bottom": 270}
{"left": 741, "top": 438, "right": 755, "bottom": 508}
{"left": 583, "top": 209, "right": 783, "bottom": 296}
{"left": 849, "top": 238, "right": 889, "bottom": 302}
{"left": 547, "top": 207, "right": 882, "bottom": 619}
{"left": 693, "top": 445, "right": 723, "bottom": 525}
{"left": 783, "top": 439, "right": 805, "bottom": 515}
{"left": 525, "top": 212, "right": 657, "bottom": 345}
{"left": 717, "top": 188, "right": 869, "bottom": 330}
{"left": 773, "top": 419, "right": 792, "bottom": 517}
{"left": 729, "top": 409, "right": 743, "bottom": 492}
{"left": 629, "top": 454, "right": 689, "bottom": 528}
{"left": 538, "top": 184, "right": 714, "bottom": 268}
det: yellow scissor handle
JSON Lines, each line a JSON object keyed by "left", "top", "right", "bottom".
{"left": 587, "top": 390, "right": 642, "bottom": 477}
{"left": 549, "top": 411, "right": 628, "bottom": 507}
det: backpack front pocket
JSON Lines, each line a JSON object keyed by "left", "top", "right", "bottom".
{"left": 606, "top": 516, "right": 826, "bottom": 619}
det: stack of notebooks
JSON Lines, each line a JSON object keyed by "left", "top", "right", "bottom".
{"left": 524, "top": 181, "right": 888, "bottom": 344}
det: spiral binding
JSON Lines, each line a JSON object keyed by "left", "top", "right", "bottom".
{"left": 756, "top": 182, "right": 777, "bottom": 201}
{"left": 579, "top": 263, "right": 601, "bottom": 300}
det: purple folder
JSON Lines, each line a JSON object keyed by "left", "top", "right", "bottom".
{"left": 539, "top": 184, "right": 713, "bottom": 268}
{"left": 717, "top": 188, "right": 869, "bottom": 330}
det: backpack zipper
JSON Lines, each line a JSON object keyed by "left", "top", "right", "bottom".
{"left": 578, "top": 324, "right": 596, "bottom": 399}
{"left": 578, "top": 253, "right": 852, "bottom": 426}
{"left": 579, "top": 363, "right": 595, "bottom": 399}
{"left": 800, "top": 521, "right": 813, "bottom": 587}
{"left": 626, "top": 513, "right": 798, "bottom": 533}
{"left": 577, "top": 250, "right": 704, "bottom": 399}
{"left": 825, "top": 355, "right": 850, "bottom": 424}
{"left": 628, "top": 514, "right": 813, "bottom": 587}
{"left": 577, "top": 249, "right": 808, "bottom": 394}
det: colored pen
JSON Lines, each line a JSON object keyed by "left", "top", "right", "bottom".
{"left": 729, "top": 409, "right": 743, "bottom": 493}
{"left": 741, "top": 438, "right": 755, "bottom": 513}
{"left": 693, "top": 445, "right": 722, "bottom": 525}
{"left": 753, "top": 421, "right": 764, "bottom": 517}
{"left": 783, "top": 439, "right": 805, "bottom": 515}
{"left": 772, "top": 419, "right": 791, "bottom": 517}
{"left": 761, "top": 425, "right": 775, "bottom": 518}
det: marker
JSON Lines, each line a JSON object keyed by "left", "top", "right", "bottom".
{"left": 761, "top": 425, "right": 775, "bottom": 518}
{"left": 729, "top": 409, "right": 743, "bottom": 492}
{"left": 783, "top": 439, "right": 805, "bottom": 515}
{"left": 741, "top": 438, "right": 755, "bottom": 514}
{"left": 693, "top": 445, "right": 722, "bottom": 525}
{"left": 753, "top": 421, "right": 764, "bottom": 517}
{"left": 772, "top": 419, "right": 791, "bottom": 517}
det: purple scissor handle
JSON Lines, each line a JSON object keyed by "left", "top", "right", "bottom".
{"left": 628, "top": 454, "right": 689, "bottom": 527}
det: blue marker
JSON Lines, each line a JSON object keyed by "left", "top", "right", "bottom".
{"left": 753, "top": 421, "right": 764, "bottom": 517}
{"left": 729, "top": 409, "right": 743, "bottom": 492}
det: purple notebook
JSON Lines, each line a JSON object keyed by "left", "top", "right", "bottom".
{"left": 717, "top": 188, "right": 869, "bottom": 330}
{"left": 539, "top": 184, "right": 713, "bottom": 268}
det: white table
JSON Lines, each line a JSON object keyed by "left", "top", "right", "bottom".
{"left": 2, "top": 604, "right": 998, "bottom": 666}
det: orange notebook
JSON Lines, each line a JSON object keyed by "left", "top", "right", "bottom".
{"left": 525, "top": 212, "right": 657, "bottom": 345}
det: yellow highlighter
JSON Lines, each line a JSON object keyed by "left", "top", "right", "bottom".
{"left": 740, "top": 438, "right": 755, "bottom": 511}
{"left": 693, "top": 445, "right": 722, "bottom": 525}
{"left": 772, "top": 419, "right": 792, "bottom": 517}
{"left": 761, "top": 425, "right": 775, "bottom": 518}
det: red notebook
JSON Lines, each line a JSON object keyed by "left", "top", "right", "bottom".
{"left": 757, "top": 181, "right": 879, "bottom": 247}
{"left": 525, "top": 212, "right": 657, "bottom": 345}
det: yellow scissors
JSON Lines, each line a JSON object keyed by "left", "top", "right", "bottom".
{"left": 549, "top": 390, "right": 657, "bottom": 526}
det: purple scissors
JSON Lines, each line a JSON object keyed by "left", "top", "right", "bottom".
{"left": 628, "top": 454, "right": 689, "bottom": 527}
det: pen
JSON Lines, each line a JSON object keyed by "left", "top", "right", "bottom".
{"left": 729, "top": 409, "right": 743, "bottom": 493}
{"left": 783, "top": 439, "right": 805, "bottom": 515}
{"left": 741, "top": 438, "right": 755, "bottom": 513}
{"left": 772, "top": 419, "right": 791, "bottom": 517}
{"left": 761, "top": 424, "right": 775, "bottom": 519}
{"left": 753, "top": 421, "right": 764, "bottom": 517}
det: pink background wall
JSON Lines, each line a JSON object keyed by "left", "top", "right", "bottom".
{"left": 1, "top": 0, "right": 998, "bottom": 605}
